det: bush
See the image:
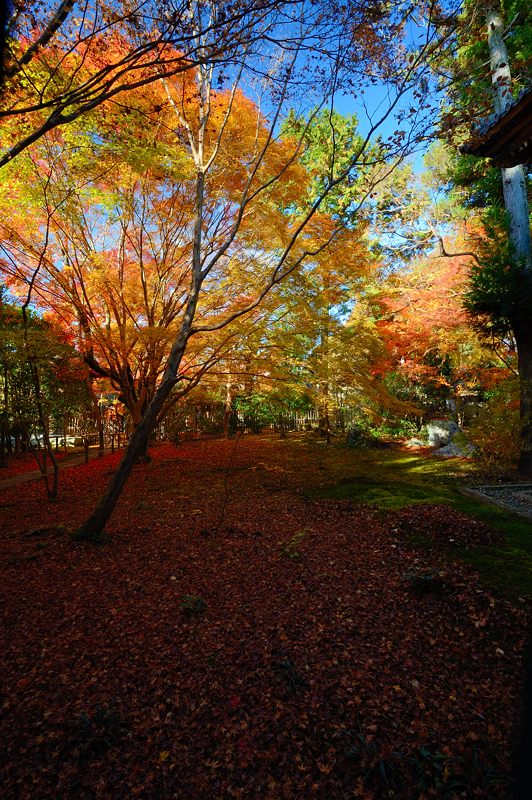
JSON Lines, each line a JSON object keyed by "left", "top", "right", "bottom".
{"left": 371, "top": 419, "right": 420, "bottom": 438}
{"left": 345, "top": 424, "right": 377, "bottom": 448}
{"left": 466, "top": 379, "right": 520, "bottom": 471}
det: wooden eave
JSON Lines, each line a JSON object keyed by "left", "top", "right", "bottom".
{"left": 460, "top": 87, "right": 532, "bottom": 167}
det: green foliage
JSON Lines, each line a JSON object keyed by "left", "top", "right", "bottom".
{"left": 235, "top": 391, "right": 312, "bottom": 432}
{"left": 180, "top": 595, "right": 207, "bottom": 617}
{"left": 0, "top": 294, "right": 91, "bottom": 441}
{"left": 281, "top": 108, "right": 366, "bottom": 222}
{"left": 382, "top": 370, "right": 446, "bottom": 419}
{"left": 345, "top": 423, "right": 382, "bottom": 449}
{"left": 464, "top": 239, "right": 532, "bottom": 338}
{"left": 279, "top": 529, "right": 311, "bottom": 560}
{"left": 445, "top": 0, "right": 532, "bottom": 132}
{"left": 370, "top": 418, "right": 420, "bottom": 439}
{"left": 448, "top": 153, "right": 507, "bottom": 211}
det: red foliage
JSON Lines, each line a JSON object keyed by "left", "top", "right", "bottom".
{"left": 0, "top": 436, "right": 528, "bottom": 799}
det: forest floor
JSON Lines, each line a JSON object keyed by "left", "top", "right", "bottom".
{"left": 0, "top": 445, "right": 110, "bottom": 488}
{"left": 1, "top": 433, "right": 531, "bottom": 800}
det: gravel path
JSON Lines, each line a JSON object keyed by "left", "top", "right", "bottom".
{"left": 461, "top": 484, "right": 532, "bottom": 521}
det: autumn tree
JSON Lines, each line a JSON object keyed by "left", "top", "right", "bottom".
{"left": 1, "top": 0, "right": 325, "bottom": 167}
{"left": 0, "top": 1, "right": 457, "bottom": 538}
{"left": 435, "top": 0, "right": 532, "bottom": 470}
{"left": 374, "top": 235, "right": 511, "bottom": 425}
{"left": 0, "top": 291, "right": 90, "bottom": 491}
{"left": 0, "top": 72, "right": 311, "bottom": 443}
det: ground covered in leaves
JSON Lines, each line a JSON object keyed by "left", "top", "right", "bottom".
{"left": 0, "top": 434, "right": 529, "bottom": 799}
{"left": 0, "top": 450, "right": 69, "bottom": 478}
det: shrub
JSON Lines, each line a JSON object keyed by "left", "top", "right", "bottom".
{"left": 345, "top": 424, "right": 378, "bottom": 448}
{"left": 466, "top": 378, "right": 520, "bottom": 471}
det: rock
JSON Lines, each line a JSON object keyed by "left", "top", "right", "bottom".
{"left": 434, "top": 439, "right": 477, "bottom": 458}
{"left": 426, "top": 419, "right": 460, "bottom": 447}
{"left": 345, "top": 426, "right": 369, "bottom": 448}
{"left": 405, "top": 438, "right": 425, "bottom": 448}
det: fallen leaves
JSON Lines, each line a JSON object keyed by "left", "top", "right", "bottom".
{"left": 0, "top": 435, "right": 529, "bottom": 799}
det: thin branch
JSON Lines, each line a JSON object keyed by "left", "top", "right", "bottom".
{"left": 435, "top": 235, "right": 481, "bottom": 265}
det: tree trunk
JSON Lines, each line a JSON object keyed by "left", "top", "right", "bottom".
{"left": 0, "top": 422, "right": 5, "bottom": 468}
{"left": 487, "top": 9, "right": 531, "bottom": 265}
{"left": 486, "top": 8, "right": 532, "bottom": 473}
{"left": 86, "top": 378, "right": 105, "bottom": 457}
{"left": 74, "top": 376, "right": 175, "bottom": 540}
{"left": 223, "top": 380, "right": 232, "bottom": 439}
{"left": 28, "top": 365, "right": 59, "bottom": 499}
{"left": 75, "top": 162, "right": 204, "bottom": 540}
{"left": 501, "top": 165, "right": 531, "bottom": 262}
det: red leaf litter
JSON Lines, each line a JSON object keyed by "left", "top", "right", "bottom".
{"left": 0, "top": 450, "right": 69, "bottom": 478}
{"left": 0, "top": 435, "right": 529, "bottom": 799}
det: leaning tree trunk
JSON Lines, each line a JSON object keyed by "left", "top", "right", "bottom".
{"left": 75, "top": 167, "right": 206, "bottom": 540}
{"left": 73, "top": 375, "right": 176, "bottom": 539}
{"left": 487, "top": 8, "right": 532, "bottom": 473}
{"left": 74, "top": 329, "right": 195, "bottom": 539}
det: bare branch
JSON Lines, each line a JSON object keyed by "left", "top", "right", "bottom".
{"left": 435, "top": 235, "right": 481, "bottom": 265}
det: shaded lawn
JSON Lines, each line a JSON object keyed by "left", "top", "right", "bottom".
{"left": 312, "top": 447, "right": 532, "bottom": 598}
{"left": 0, "top": 434, "right": 529, "bottom": 799}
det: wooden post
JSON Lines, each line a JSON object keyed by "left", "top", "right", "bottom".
{"left": 486, "top": 8, "right": 532, "bottom": 472}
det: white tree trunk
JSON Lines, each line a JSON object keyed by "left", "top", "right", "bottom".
{"left": 486, "top": 8, "right": 531, "bottom": 265}
{"left": 487, "top": 6, "right": 532, "bottom": 473}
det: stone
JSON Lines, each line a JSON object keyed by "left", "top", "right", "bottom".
{"left": 405, "top": 438, "right": 425, "bottom": 448}
{"left": 426, "top": 419, "right": 460, "bottom": 448}
{"left": 514, "top": 490, "right": 532, "bottom": 506}
{"left": 434, "top": 440, "right": 476, "bottom": 458}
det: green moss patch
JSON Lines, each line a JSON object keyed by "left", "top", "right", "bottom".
{"left": 311, "top": 447, "right": 532, "bottom": 597}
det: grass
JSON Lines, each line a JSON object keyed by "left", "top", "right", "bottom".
{"left": 310, "top": 447, "right": 532, "bottom": 598}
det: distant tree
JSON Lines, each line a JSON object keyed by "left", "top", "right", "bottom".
{"left": 375, "top": 240, "right": 510, "bottom": 423}
{"left": 0, "top": 291, "right": 90, "bottom": 494}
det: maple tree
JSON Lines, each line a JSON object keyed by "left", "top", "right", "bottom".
{"left": 0, "top": 0, "right": 320, "bottom": 167}
{"left": 0, "top": 1, "right": 464, "bottom": 537}
{"left": 0, "top": 73, "right": 308, "bottom": 432}
{"left": 374, "top": 236, "right": 510, "bottom": 424}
